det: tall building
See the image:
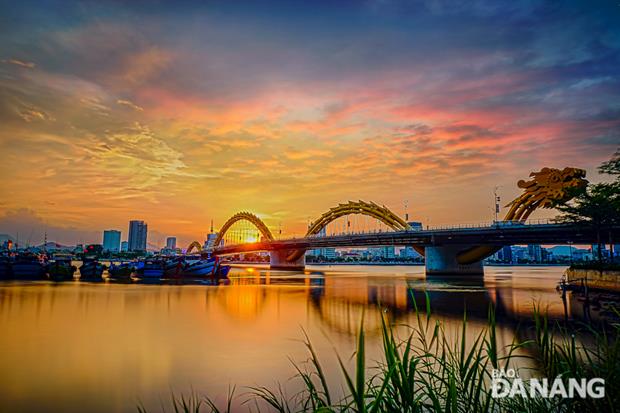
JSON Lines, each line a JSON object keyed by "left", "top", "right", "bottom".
{"left": 499, "top": 246, "right": 512, "bottom": 263}
{"left": 102, "top": 230, "right": 121, "bottom": 252}
{"left": 528, "top": 244, "right": 543, "bottom": 262}
{"left": 382, "top": 246, "right": 395, "bottom": 259}
{"left": 120, "top": 241, "right": 128, "bottom": 252}
{"left": 128, "top": 220, "right": 148, "bottom": 252}
{"left": 205, "top": 232, "right": 219, "bottom": 249}
{"left": 166, "top": 237, "right": 176, "bottom": 249}
{"left": 591, "top": 244, "right": 609, "bottom": 259}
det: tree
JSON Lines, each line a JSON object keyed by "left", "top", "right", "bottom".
{"left": 556, "top": 149, "right": 620, "bottom": 263}
{"left": 599, "top": 149, "right": 620, "bottom": 176}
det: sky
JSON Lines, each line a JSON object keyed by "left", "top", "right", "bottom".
{"left": 0, "top": 0, "right": 619, "bottom": 248}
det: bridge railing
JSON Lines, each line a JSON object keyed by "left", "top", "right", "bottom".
{"left": 304, "top": 218, "right": 556, "bottom": 237}
{"left": 424, "top": 218, "right": 555, "bottom": 231}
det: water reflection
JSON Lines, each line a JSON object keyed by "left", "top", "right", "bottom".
{"left": 0, "top": 265, "right": 598, "bottom": 412}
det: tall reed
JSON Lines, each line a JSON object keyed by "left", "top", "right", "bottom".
{"left": 138, "top": 295, "right": 618, "bottom": 413}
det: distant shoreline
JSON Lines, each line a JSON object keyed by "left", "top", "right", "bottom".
{"left": 228, "top": 261, "right": 569, "bottom": 267}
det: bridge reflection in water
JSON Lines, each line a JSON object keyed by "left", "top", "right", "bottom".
{"left": 0, "top": 265, "right": 599, "bottom": 413}
{"left": 221, "top": 265, "right": 581, "bottom": 328}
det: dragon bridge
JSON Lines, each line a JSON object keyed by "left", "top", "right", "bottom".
{"left": 214, "top": 212, "right": 274, "bottom": 247}
{"left": 210, "top": 167, "right": 587, "bottom": 273}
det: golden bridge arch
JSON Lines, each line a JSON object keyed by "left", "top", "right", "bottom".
{"left": 214, "top": 212, "right": 274, "bottom": 247}
{"left": 306, "top": 200, "right": 410, "bottom": 236}
{"left": 186, "top": 241, "right": 202, "bottom": 254}
{"left": 286, "top": 200, "right": 412, "bottom": 262}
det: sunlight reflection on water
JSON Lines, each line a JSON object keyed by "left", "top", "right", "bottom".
{"left": 0, "top": 265, "right": 589, "bottom": 412}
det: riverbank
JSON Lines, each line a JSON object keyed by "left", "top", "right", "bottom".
{"left": 566, "top": 267, "right": 620, "bottom": 292}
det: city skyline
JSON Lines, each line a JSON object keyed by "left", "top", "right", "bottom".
{"left": 1, "top": 1, "right": 620, "bottom": 247}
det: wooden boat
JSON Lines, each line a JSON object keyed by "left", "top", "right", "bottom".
{"left": 48, "top": 255, "right": 76, "bottom": 281}
{"left": 164, "top": 258, "right": 185, "bottom": 277}
{"left": 79, "top": 258, "right": 105, "bottom": 281}
{"left": 107, "top": 262, "right": 134, "bottom": 281}
{"left": 136, "top": 260, "right": 165, "bottom": 279}
{"left": 12, "top": 254, "right": 46, "bottom": 280}
{"left": 181, "top": 257, "right": 231, "bottom": 278}
{"left": 181, "top": 258, "right": 217, "bottom": 277}
{"left": 0, "top": 256, "right": 12, "bottom": 280}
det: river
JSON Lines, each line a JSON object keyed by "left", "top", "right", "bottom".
{"left": 0, "top": 265, "right": 592, "bottom": 412}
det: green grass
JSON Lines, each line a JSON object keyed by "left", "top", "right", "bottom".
{"left": 138, "top": 294, "right": 619, "bottom": 413}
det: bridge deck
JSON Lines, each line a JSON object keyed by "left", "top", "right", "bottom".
{"left": 213, "top": 223, "right": 620, "bottom": 255}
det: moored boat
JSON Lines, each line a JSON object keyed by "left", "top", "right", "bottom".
{"left": 47, "top": 254, "right": 76, "bottom": 281}
{"left": 164, "top": 258, "right": 185, "bottom": 278}
{"left": 136, "top": 259, "right": 165, "bottom": 279}
{"left": 0, "top": 256, "right": 13, "bottom": 280}
{"left": 181, "top": 257, "right": 230, "bottom": 278}
{"left": 181, "top": 258, "right": 217, "bottom": 277}
{"left": 107, "top": 262, "right": 134, "bottom": 282}
{"left": 79, "top": 258, "right": 105, "bottom": 281}
{"left": 12, "top": 253, "right": 46, "bottom": 280}
{"left": 217, "top": 264, "right": 232, "bottom": 277}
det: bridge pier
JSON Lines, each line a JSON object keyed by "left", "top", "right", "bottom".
{"left": 270, "top": 249, "right": 305, "bottom": 271}
{"left": 425, "top": 245, "right": 484, "bottom": 276}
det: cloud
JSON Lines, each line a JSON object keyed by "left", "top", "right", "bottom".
{"left": 283, "top": 147, "right": 333, "bottom": 160}
{"left": 18, "top": 104, "right": 55, "bottom": 122}
{"left": 0, "top": 0, "right": 618, "bottom": 236}
{"left": 0, "top": 209, "right": 100, "bottom": 246}
{"left": 116, "top": 99, "right": 144, "bottom": 111}
{"left": 2, "top": 58, "right": 35, "bottom": 69}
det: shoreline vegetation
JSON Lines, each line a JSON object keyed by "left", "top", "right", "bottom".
{"left": 137, "top": 295, "right": 619, "bottom": 413}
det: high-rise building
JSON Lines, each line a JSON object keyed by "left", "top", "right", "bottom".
{"left": 591, "top": 244, "right": 609, "bottom": 259}
{"left": 166, "top": 237, "right": 176, "bottom": 250}
{"left": 102, "top": 230, "right": 121, "bottom": 252}
{"left": 120, "top": 241, "right": 128, "bottom": 252}
{"left": 528, "top": 244, "right": 543, "bottom": 262}
{"left": 500, "top": 246, "right": 512, "bottom": 263}
{"left": 128, "top": 220, "right": 148, "bottom": 252}
{"left": 205, "top": 232, "right": 219, "bottom": 249}
{"left": 382, "top": 246, "right": 395, "bottom": 259}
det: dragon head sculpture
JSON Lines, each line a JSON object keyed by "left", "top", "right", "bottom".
{"left": 505, "top": 167, "right": 587, "bottom": 221}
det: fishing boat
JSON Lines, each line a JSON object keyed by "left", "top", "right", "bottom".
{"left": 163, "top": 258, "right": 185, "bottom": 278}
{"left": 47, "top": 254, "right": 76, "bottom": 281}
{"left": 181, "top": 258, "right": 217, "bottom": 277}
{"left": 181, "top": 257, "right": 231, "bottom": 278}
{"left": 217, "top": 264, "right": 232, "bottom": 277}
{"left": 0, "top": 256, "right": 12, "bottom": 279}
{"left": 107, "top": 262, "right": 134, "bottom": 282}
{"left": 12, "top": 253, "right": 46, "bottom": 280}
{"left": 79, "top": 258, "right": 105, "bottom": 281}
{"left": 136, "top": 259, "right": 165, "bottom": 279}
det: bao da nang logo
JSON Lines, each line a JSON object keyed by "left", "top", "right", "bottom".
{"left": 491, "top": 369, "right": 605, "bottom": 399}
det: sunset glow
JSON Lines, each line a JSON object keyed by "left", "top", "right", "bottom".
{"left": 1, "top": 0, "right": 619, "bottom": 248}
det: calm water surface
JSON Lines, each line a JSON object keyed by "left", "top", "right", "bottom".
{"left": 0, "top": 265, "right": 589, "bottom": 412}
